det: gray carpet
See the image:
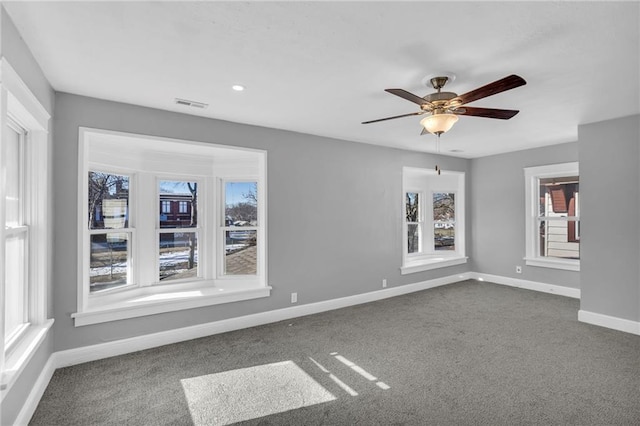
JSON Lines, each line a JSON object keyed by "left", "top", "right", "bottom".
{"left": 30, "top": 280, "right": 640, "bottom": 425}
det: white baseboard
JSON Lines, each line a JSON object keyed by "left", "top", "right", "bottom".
{"left": 470, "top": 272, "right": 581, "bottom": 299}
{"left": 14, "top": 272, "right": 472, "bottom": 424}
{"left": 21, "top": 271, "right": 640, "bottom": 426}
{"left": 578, "top": 310, "right": 640, "bottom": 335}
{"left": 56, "top": 272, "right": 472, "bottom": 368}
{"left": 13, "top": 354, "right": 56, "bottom": 426}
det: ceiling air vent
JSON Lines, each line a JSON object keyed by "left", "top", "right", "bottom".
{"left": 174, "top": 98, "right": 208, "bottom": 109}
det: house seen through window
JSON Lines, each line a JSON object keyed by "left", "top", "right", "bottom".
{"left": 88, "top": 172, "right": 131, "bottom": 292}
{"left": 538, "top": 177, "right": 579, "bottom": 259}
{"left": 524, "top": 162, "right": 579, "bottom": 271}
{"left": 159, "top": 180, "right": 199, "bottom": 282}
{"left": 75, "top": 128, "right": 268, "bottom": 326}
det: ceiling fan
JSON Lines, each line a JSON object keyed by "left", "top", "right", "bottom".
{"left": 362, "top": 74, "right": 526, "bottom": 135}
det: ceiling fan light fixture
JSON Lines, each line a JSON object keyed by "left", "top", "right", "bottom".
{"left": 420, "top": 113, "right": 459, "bottom": 135}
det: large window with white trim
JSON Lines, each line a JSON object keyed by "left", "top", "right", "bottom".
{"left": 0, "top": 59, "right": 52, "bottom": 392}
{"left": 74, "top": 128, "right": 268, "bottom": 326}
{"left": 402, "top": 167, "right": 466, "bottom": 274}
{"left": 524, "top": 162, "right": 580, "bottom": 271}
{"left": 4, "top": 119, "right": 29, "bottom": 348}
{"left": 222, "top": 181, "right": 258, "bottom": 276}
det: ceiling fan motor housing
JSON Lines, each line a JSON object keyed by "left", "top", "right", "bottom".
{"left": 430, "top": 76, "right": 450, "bottom": 90}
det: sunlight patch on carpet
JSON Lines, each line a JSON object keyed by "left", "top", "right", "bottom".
{"left": 180, "top": 360, "right": 336, "bottom": 425}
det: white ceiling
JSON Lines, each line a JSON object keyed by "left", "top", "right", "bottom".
{"left": 4, "top": 1, "right": 639, "bottom": 158}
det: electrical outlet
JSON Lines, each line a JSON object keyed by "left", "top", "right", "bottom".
{"left": 382, "top": 279, "right": 387, "bottom": 288}
{"left": 291, "top": 292, "right": 297, "bottom": 303}
{"left": 516, "top": 266, "right": 522, "bottom": 274}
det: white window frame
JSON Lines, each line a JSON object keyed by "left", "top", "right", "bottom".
{"left": 219, "top": 179, "right": 260, "bottom": 279}
{"left": 161, "top": 200, "right": 171, "bottom": 214}
{"left": 73, "top": 128, "right": 269, "bottom": 326}
{"left": 4, "top": 119, "right": 29, "bottom": 351}
{"left": 405, "top": 191, "right": 423, "bottom": 255}
{"left": 401, "top": 167, "right": 467, "bottom": 274}
{"left": 86, "top": 168, "right": 136, "bottom": 295}
{"left": 156, "top": 177, "right": 204, "bottom": 284}
{"left": 0, "top": 59, "right": 53, "bottom": 394}
{"left": 524, "top": 162, "right": 580, "bottom": 271}
{"left": 178, "top": 200, "right": 188, "bottom": 214}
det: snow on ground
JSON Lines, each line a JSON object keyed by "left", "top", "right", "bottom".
{"left": 91, "top": 249, "right": 201, "bottom": 277}
{"left": 91, "top": 244, "right": 250, "bottom": 277}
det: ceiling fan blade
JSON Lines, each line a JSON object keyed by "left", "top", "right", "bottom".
{"left": 385, "top": 88, "right": 429, "bottom": 105}
{"left": 362, "top": 111, "right": 425, "bottom": 124}
{"left": 455, "top": 106, "right": 520, "bottom": 120}
{"left": 420, "top": 127, "right": 428, "bottom": 136}
{"left": 450, "top": 75, "right": 526, "bottom": 107}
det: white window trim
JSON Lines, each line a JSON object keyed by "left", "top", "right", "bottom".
{"left": 524, "top": 162, "right": 580, "bottom": 271}
{"left": 0, "top": 59, "right": 52, "bottom": 393}
{"left": 218, "top": 178, "right": 262, "bottom": 279}
{"left": 155, "top": 176, "right": 206, "bottom": 285}
{"left": 75, "top": 128, "right": 269, "bottom": 326}
{"left": 405, "top": 190, "right": 424, "bottom": 256}
{"left": 401, "top": 167, "right": 467, "bottom": 275}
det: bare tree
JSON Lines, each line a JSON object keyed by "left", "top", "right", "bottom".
{"left": 88, "top": 172, "right": 128, "bottom": 228}
{"left": 226, "top": 183, "right": 258, "bottom": 223}
{"left": 433, "top": 193, "right": 454, "bottom": 221}
{"left": 186, "top": 182, "right": 198, "bottom": 269}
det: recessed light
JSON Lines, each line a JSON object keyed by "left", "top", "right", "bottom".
{"left": 449, "top": 149, "right": 464, "bottom": 153}
{"left": 232, "top": 85, "right": 245, "bottom": 91}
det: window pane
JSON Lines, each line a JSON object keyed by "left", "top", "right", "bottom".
{"left": 5, "top": 234, "right": 26, "bottom": 342}
{"left": 539, "top": 220, "right": 580, "bottom": 259}
{"left": 159, "top": 180, "right": 198, "bottom": 228}
{"left": 406, "top": 193, "right": 419, "bottom": 222}
{"left": 407, "top": 224, "right": 419, "bottom": 254}
{"left": 90, "top": 233, "right": 129, "bottom": 292}
{"left": 539, "top": 177, "right": 579, "bottom": 217}
{"left": 434, "top": 224, "right": 455, "bottom": 251}
{"left": 225, "top": 230, "right": 257, "bottom": 275}
{"left": 88, "top": 172, "right": 129, "bottom": 229}
{"left": 433, "top": 193, "right": 455, "bottom": 221}
{"left": 225, "top": 182, "right": 257, "bottom": 226}
{"left": 5, "top": 126, "right": 21, "bottom": 226}
{"left": 159, "top": 232, "right": 198, "bottom": 281}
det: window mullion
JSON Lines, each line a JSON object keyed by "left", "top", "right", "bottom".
{"left": 135, "top": 172, "right": 156, "bottom": 287}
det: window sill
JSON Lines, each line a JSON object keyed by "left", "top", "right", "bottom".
{"left": 72, "top": 283, "right": 271, "bottom": 327}
{"left": 524, "top": 257, "right": 580, "bottom": 271}
{"left": 401, "top": 256, "right": 468, "bottom": 275}
{"left": 1, "top": 319, "right": 54, "bottom": 393}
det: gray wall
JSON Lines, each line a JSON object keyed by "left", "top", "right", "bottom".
{"left": 579, "top": 114, "right": 640, "bottom": 322}
{"left": 470, "top": 142, "right": 580, "bottom": 288}
{"left": 1, "top": 8, "right": 54, "bottom": 113}
{"left": 1, "top": 7, "right": 55, "bottom": 425}
{"left": 52, "top": 92, "right": 472, "bottom": 351}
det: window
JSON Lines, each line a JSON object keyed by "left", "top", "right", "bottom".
{"left": 74, "top": 128, "right": 268, "bottom": 326}
{"left": 402, "top": 167, "right": 466, "bottom": 274}
{"left": 4, "top": 119, "right": 29, "bottom": 348}
{"left": 0, "top": 59, "right": 52, "bottom": 392}
{"left": 406, "top": 192, "right": 421, "bottom": 254}
{"left": 159, "top": 180, "right": 199, "bottom": 282}
{"left": 433, "top": 193, "right": 456, "bottom": 251}
{"left": 222, "top": 181, "right": 258, "bottom": 276}
{"left": 524, "top": 162, "right": 580, "bottom": 271}
{"left": 88, "top": 171, "right": 131, "bottom": 292}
